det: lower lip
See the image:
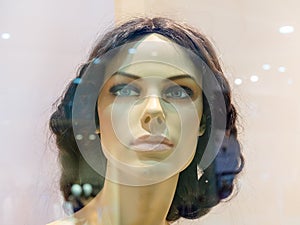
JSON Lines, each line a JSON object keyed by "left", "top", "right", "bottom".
{"left": 130, "top": 143, "right": 173, "bottom": 152}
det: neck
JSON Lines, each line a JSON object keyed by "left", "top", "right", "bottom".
{"left": 93, "top": 163, "right": 179, "bottom": 225}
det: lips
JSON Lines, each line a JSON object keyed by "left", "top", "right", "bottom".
{"left": 130, "top": 135, "right": 174, "bottom": 152}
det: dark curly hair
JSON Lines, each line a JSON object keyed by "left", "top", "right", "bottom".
{"left": 49, "top": 17, "right": 244, "bottom": 222}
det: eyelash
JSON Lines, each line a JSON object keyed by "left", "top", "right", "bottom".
{"left": 109, "top": 83, "right": 194, "bottom": 99}
{"left": 163, "top": 85, "right": 194, "bottom": 99}
{"left": 109, "top": 83, "right": 140, "bottom": 96}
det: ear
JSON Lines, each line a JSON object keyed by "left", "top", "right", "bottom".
{"left": 199, "top": 115, "right": 206, "bottom": 136}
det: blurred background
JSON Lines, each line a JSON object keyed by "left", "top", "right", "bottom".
{"left": 1, "top": 0, "right": 299, "bottom": 224}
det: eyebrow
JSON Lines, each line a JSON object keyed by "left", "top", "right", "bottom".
{"left": 112, "top": 71, "right": 196, "bottom": 82}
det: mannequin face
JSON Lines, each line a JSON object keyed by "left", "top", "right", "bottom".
{"left": 97, "top": 34, "right": 203, "bottom": 178}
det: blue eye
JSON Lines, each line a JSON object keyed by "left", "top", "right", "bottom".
{"left": 110, "top": 84, "right": 140, "bottom": 97}
{"left": 164, "top": 86, "right": 193, "bottom": 99}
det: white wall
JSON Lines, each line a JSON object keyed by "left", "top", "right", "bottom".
{"left": 0, "top": 1, "right": 114, "bottom": 224}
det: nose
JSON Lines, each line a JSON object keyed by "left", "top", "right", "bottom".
{"left": 140, "top": 96, "right": 166, "bottom": 134}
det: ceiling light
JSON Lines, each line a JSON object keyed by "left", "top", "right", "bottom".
{"left": 1, "top": 33, "right": 11, "bottom": 39}
{"left": 234, "top": 78, "right": 242, "bottom": 85}
{"left": 279, "top": 25, "right": 294, "bottom": 34}
{"left": 278, "top": 66, "right": 286, "bottom": 73}
{"left": 287, "top": 78, "right": 293, "bottom": 85}
{"left": 262, "top": 64, "right": 271, "bottom": 70}
{"left": 250, "top": 75, "right": 259, "bottom": 82}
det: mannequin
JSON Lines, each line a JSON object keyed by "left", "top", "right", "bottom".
{"left": 49, "top": 17, "right": 244, "bottom": 225}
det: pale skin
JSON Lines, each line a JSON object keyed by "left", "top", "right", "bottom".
{"left": 84, "top": 172, "right": 179, "bottom": 225}
{"left": 49, "top": 34, "right": 205, "bottom": 225}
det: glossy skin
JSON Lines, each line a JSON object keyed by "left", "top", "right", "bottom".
{"left": 97, "top": 34, "right": 204, "bottom": 186}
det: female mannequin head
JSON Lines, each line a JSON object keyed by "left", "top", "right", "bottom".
{"left": 49, "top": 17, "right": 243, "bottom": 222}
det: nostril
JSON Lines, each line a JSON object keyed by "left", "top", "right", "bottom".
{"left": 144, "top": 116, "right": 151, "bottom": 124}
{"left": 157, "top": 117, "right": 162, "bottom": 124}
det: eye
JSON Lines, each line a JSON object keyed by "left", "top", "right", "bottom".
{"left": 164, "top": 86, "right": 193, "bottom": 99}
{"left": 109, "top": 84, "right": 140, "bottom": 97}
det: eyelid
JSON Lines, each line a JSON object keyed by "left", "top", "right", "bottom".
{"left": 109, "top": 83, "right": 140, "bottom": 96}
{"left": 181, "top": 85, "right": 194, "bottom": 93}
{"left": 165, "top": 84, "right": 194, "bottom": 92}
{"left": 109, "top": 83, "right": 129, "bottom": 92}
{"left": 163, "top": 85, "right": 194, "bottom": 99}
{"left": 169, "top": 80, "right": 201, "bottom": 98}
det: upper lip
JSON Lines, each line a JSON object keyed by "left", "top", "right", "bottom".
{"left": 131, "top": 135, "right": 174, "bottom": 147}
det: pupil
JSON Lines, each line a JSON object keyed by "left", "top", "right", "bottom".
{"left": 174, "top": 90, "right": 181, "bottom": 96}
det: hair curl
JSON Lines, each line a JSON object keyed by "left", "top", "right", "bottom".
{"left": 49, "top": 17, "right": 244, "bottom": 221}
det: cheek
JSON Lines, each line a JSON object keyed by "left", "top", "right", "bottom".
{"left": 180, "top": 107, "right": 201, "bottom": 131}
{"left": 193, "top": 95, "right": 203, "bottom": 117}
{"left": 97, "top": 95, "right": 129, "bottom": 130}
{"left": 165, "top": 112, "right": 181, "bottom": 137}
{"left": 99, "top": 101, "right": 135, "bottom": 146}
{"left": 98, "top": 106, "right": 113, "bottom": 144}
{"left": 173, "top": 99, "right": 202, "bottom": 128}
{"left": 98, "top": 103, "right": 110, "bottom": 127}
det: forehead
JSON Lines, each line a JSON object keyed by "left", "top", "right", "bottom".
{"left": 118, "top": 62, "right": 191, "bottom": 80}
{"left": 104, "top": 33, "right": 202, "bottom": 84}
